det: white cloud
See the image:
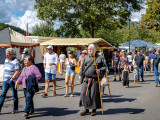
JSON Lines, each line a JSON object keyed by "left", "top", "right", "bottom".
{"left": 7, "top": 10, "right": 43, "bottom": 32}
{"left": 0, "top": 0, "right": 35, "bottom": 23}
{"left": 131, "top": 5, "right": 147, "bottom": 21}
{"left": 7, "top": 10, "right": 62, "bottom": 33}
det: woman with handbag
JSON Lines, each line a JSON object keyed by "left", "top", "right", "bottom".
{"left": 64, "top": 51, "right": 77, "bottom": 97}
{"left": 15, "top": 55, "right": 42, "bottom": 118}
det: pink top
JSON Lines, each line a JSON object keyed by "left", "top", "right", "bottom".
{"left": 18, "top": 65, "right": 42, "bottom": 88}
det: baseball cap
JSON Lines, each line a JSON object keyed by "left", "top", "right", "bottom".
{"left": 22, "top": 48, "right": 28, "bottom": 54}
{"left": 46, "top": 45, "right": 53, "bottom": 49}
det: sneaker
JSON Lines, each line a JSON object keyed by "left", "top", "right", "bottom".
{"left": 23, "top": 113, "right": 29, "bottom": 119}
{"left": 155, "top": 84, "right": 158, "bottom": 87}
{"left": 70, "top": 94, "right": 74, "bottom": 97}
{"left": 12, "top": 110, "right": 18, "bottom": 114}
{"left": 41, "top": 93, "right": 48, "bottom": 98}
{"left": 52, "top": 91, "right": 56, "bottom": 96}
{"left": 64, "top": 94, "right": 69, "bottom": 97}
{"left": 29, "top": 111, "right": 34, "bottom": 115}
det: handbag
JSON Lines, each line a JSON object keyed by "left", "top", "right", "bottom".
{"left": 68, "top": 58, "right": 75, "bottom": 70}
{"left": 101, "top": 77, "right": 108, "bottom": 86}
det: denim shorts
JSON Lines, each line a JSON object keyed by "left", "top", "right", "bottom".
{"left": 66, "top": 68, "right": 75, "bottom": 76}
{"left": 134, "top": 75, "right": 138, "bottom": 79}
{"left": 129, "top": 62, "right": 132, "bottom": 65}
{"left": 45, "top": 72, "right": 56, "bottom": 80}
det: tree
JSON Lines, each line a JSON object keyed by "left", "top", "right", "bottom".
{"left": 141, "top": 0, "right": 160, "bottom": 22}
{"left": 0, "top": 23, "right": 26, "bottom": 35}
{"left": 32, "top": 22, "right": 57, "bottom": 37}
{"left": 34, "top": 0, "right": 143, "bottom": 38}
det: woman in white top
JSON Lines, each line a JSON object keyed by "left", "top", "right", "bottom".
{"left": 64, "top": 51, "right": 77, "bottom": 97}
{"left": 127, "top": 52, "right": 133, "bottom": 72}
{"left": 59, "top": 51, "right": 66, "bottom": 75}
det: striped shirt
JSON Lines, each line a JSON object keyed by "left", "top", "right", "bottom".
{"left": 4, "top": 57, "right": 20, "bottom": 82}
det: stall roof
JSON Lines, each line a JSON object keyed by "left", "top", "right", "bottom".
{"left": 120, "top": 40, "right": 155, "bottom": 47}
{"left": 40, "top": 38, "right": 112, "bottom": 47}
{"left": 0, "top": 28, "right": 39, "bottom": 48}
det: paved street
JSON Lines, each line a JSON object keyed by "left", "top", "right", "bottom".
{"left": 0, "top": 72, "right": 160, "bottom": 120}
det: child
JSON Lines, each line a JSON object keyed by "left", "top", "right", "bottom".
{"left": 133, "top": 65, "right": 139, "bottom": 84}
{"left": 122, "top": 64, "right": 129, "bottom": 88}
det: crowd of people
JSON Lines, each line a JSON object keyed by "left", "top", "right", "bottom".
{"left": 0, "top": 45, "right": 160, "bottom": 118}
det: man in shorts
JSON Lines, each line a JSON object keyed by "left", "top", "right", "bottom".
{"left": 112, "top": 51, "right": 120, "bottom": 81}
{"left": 41, "top": 45, "right": 59, "bottom": 97}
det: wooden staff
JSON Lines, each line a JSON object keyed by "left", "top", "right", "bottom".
{"left": 92, "top": 48, "right": 104, "bottom": 114}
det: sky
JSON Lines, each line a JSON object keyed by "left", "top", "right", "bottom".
{"left": 0, "top": 0, "right": 147, "bottom": 33}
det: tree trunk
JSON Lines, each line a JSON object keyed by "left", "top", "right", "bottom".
{"left": 89, "top": 21, "right": 94, "bottom": 38}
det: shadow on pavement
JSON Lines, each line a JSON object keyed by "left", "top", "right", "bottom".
{"left": 103, "top": 98, "right": 136, "bottom": 103}
{"left": 144, "top": 75, "right": 154, "bottom": 77}
{"left": 102, "top": 108, "right": 145, "bottom": 115}
{"left": 30, "top": 107, "right": 79, "bottom": 118}
{"left": 128, "top": 86, "right": 142, "bottom": 88}
{"left": 102, "top": 95, "right": 123, "bottom": 98}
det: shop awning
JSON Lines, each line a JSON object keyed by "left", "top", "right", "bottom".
{"left": 40, "top": 38, "right": 112, "bottom": 47}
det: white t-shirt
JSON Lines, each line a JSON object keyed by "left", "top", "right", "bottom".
{"left": 127, "top": 55, "right": 132, "bottom": 63}
{"left": 59, "top": 54, "right": 66, "bottom": 63}
{"left": 43, "top": 52, "right": 59, "bottom": 74}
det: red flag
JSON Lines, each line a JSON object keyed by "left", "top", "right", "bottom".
{"left": 26, "top": 23, "right": 29, "bottom": 36}
{"left": 150, "top": 26, "right": 152, "bottom": 29}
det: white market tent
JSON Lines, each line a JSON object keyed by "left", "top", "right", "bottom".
{"left": 0, "top": 28, "right": 42, "bottom": 82}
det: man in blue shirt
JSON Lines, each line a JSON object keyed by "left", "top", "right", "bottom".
{"left": 0, "top": 48, "right": 19, "bottom": 114}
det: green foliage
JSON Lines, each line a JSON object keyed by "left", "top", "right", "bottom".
{"left": 32, "top": 22, "right": 57, "bottom": 37}
{"left": 103, "top": 25, "right": 160, "bottom": 46}
{"left": 0, "top": 23, "right": 26, "bottom": 35}
{"left": 34, "top": 0, "right": 143, "bottom": 38}
{"left": 141, "top": 0, "right": 160, "bottom": 22}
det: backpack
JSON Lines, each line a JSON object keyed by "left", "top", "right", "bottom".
{"left": 154, "top": 54, "right": 160, "bottom": 66}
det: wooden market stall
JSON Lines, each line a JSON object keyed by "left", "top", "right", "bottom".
{"left": 40, "top": 38, "right": 112, "bottom": 73}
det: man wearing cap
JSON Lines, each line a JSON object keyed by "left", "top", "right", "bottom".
{"left": 79, "top": 44, "right": 106, "bottom": 116}
{"left": 41, "top": 45, "right": 59, "bottom": 97}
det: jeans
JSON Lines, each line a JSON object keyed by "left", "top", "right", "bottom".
{"left": 138, "top": 66, "right": 144, "bottom": 81}
{"left": 154, "top": 65, "right": 158, "bottom": 84}
{"left": 23, "top": 88, "right": 35, "bottom": 113}
{"left": 0, "top": 81, "right": 18, "bottom": 111}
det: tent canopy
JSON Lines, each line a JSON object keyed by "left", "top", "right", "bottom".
{"left": 0, "top": 27, "right": 39, "bottom": 48}
{"left": 120, "top": 40, "right": 155, "bottom": 47}
{"left": 40, "top": 38, "right": 112, "bottom": 47}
